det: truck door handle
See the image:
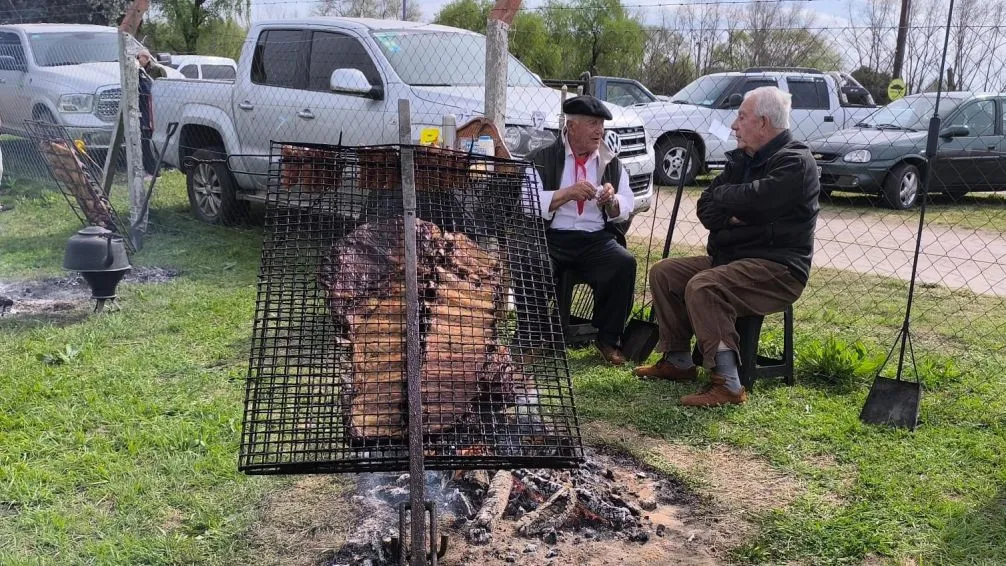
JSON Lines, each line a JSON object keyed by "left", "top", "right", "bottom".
{"left": 297, "top": 109, "right": 315, "bottom": 120}
{"left": 238, "top": 100, "right": 254, "bottom": 111}
{"left": 824, "top": 115, "right": 834, "bottom": 122}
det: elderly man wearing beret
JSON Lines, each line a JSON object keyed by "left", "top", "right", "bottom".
{"left": 520, "top": 95, "right": 637, "bottom": 365}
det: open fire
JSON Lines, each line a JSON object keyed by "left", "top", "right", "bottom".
{"left": 325, "top": 448, "right": 705, "bottom": 566}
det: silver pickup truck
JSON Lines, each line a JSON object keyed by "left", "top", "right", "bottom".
{"left": 152, "top": 18, "right": 656, "bottom": 225}
{"left": 0, "top": 24, "right": 181, "bottom": 150}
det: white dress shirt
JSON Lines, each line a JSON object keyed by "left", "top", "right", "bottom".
{"left": 524, "top": 138, "right": 634, "bottom": 231}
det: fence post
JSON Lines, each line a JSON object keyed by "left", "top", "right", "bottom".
{"left": 117, "top": 32, "right": 146, "bottom": 233}
{"left": 485, "top": 0, "right": 521, "bottom": 135}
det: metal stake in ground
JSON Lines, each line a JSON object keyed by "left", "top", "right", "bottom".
{"left": 398, "top": 99, "right": 437, "bottom": 566}
{"left": 861, "top": 0, "right": 957, "bottom": 430}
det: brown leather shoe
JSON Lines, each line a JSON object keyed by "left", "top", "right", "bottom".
{"left": 680, "top": 374, "right": 747, "bottom": 406}
{"left": 632, "top": 360, "right": 698, "bottom": 382}
{"left": 595, "top": 341, "right": 626, "bottom": 365}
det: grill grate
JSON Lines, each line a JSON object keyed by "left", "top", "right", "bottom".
{"left": 239, "top": 141, "right": 584, "bottom": 475}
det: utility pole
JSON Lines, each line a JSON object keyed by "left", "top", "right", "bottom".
{"left": 892, "top": 0, "right": 911, "bottom": 80}
{"left": 402, "top": 0, "right": 406, "bottom": 20}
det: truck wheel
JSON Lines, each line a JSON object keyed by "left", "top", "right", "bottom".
{"left": 186, "top": 147, "right": 246, "bottom": 225}
{"left": 654, "top": 136, "right": 699, "bottom": 187}
{"left": 33, "top": 106, "right": 57, "bottom": 124}
{"left": 882, "top": 163, "right": 920, "bottom": 210}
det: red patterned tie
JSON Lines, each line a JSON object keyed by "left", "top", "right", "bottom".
{"left": 574, "top": 157, "right": 588, "bottom": 215}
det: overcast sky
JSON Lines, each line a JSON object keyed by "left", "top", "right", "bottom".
{"left": 249, "top": 0, "right": 855, "bottom": 27}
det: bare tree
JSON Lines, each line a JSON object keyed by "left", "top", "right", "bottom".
{"left": 315, "top": 0, "right": 421, "bottom": 21}
{"left": 844, "top": 0, "right": 898, "bottom": 72}
{"left": 904, "top": 0, "right": 942, "bottom": 93}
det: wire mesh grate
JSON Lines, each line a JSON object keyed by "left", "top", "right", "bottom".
{"left": 23, "top": 120, "right": 134, "bottom": 251}
{"left": 239, "top": 141, "right": 583, "bottom": 474}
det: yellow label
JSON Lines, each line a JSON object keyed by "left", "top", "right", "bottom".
{"left": 888, "top": 78, "right": 906, "bottom": 101}
{"left": 419, "top": 128, "right": 441, "bottom": 146}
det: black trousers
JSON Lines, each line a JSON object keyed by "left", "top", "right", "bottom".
{"left": 545, "top": 229, "right": 636, "bottom": 346}
{"left": 141, "top": 128, "right": 157, "bottom": 176}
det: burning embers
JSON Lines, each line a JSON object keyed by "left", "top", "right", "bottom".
{"left": 317, "top": 217, "right": 524, "bottom": 440}
{"left": 329, "top": 449, "right": 697, "bottom": 566}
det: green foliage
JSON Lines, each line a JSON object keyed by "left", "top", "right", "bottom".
{"left": 851, "top": 65, "right": 893, "bottom": 105}
{"left": 798, "top": 337, "right": 882, "bottom": 390}
{"left": 433, "top": 0, "right": 490, "bottom": 34}
{"left": 37, "top": 344, "right": 82, "bottom": 367}
{"left": 142, "top": 0, "right": 249, "bottom": 56}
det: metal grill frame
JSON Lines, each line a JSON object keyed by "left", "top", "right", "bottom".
{"left": 239, "top": 139, "right": 584, "bottom": 475}
{"left": 24, "top": 120, "right": 135, "bottom": 252}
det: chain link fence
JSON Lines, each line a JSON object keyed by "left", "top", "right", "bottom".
{"left": 1, "top": 1, "right": 1004, "bottom": 381}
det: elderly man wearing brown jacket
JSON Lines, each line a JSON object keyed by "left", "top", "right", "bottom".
{"left": 633, "top": 86, "right": 820, "bottom": 406}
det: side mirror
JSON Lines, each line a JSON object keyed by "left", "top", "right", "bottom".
{"left": 940, "top": 125, "right": 970, "bottom": 139}
{"left": 0, "top": 55, "right": 26, "bottom": 72}
{"left": 330, "top": 68, "right": 383, "bottom": 100}
{"left": 156, "top": 52, "right": 172, "bottom": 66}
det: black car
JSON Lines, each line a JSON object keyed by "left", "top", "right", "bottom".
{"left": 809, "top": 92, "right": 1006, "bottom": 209}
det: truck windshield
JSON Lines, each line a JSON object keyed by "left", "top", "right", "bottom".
{"left": 670, "top": 75, "right": 735, "bottom": 107}
{"left": 371, "top": 30, "right": 542, "bottom": 87}
{"left": 858, "top": 95, "right": 964, "bottom": 131}
{"left": 29, "top": 32, "right": 119, "bottom": 67}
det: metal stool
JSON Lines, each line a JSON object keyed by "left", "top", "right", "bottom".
{"left": 694, "top": 305, "right": 795, "bottom": 391}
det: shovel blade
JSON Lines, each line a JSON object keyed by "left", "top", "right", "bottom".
{"left": 859, "top": 376, "right": 921, "bottom": 430}
{"left": 621, "top": 319, "right": 660, "bottom": 365}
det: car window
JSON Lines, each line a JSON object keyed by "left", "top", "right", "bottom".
{"left": 787, "top": 77, "right": 830, "bottom": 110}
{"left": 308, "top": 31, "right": 381, "bottom": 92}
{"left": 179, "top": 64, "right": 198, "bottom": 79}
{"left": 202, "top": 64, "right": 236, "bottom": 80}
{"left": 606, "top": 82, "right": 653, "bottom": 106}
{"left": 251, "top": 29, "right": 306, "bottom": 89}
{"left": 1001, "top": 99, "right": 1006, "bottom": 134}
{"left": 0, "top": 31, "right": 27, "bottom": 67}
{"left": 948, "top": 100, "right": 996, "bottom": 137}
{"left": 721, "top": 78, "right": 778, "bottom": 106}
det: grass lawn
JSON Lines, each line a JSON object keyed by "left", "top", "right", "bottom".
{"left": 1, "top": 171, "right": 1004, "bottom": 565}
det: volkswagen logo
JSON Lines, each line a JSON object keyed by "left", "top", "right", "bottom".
{"left": 603, "top": 130, "right": 622, "bottom": 155}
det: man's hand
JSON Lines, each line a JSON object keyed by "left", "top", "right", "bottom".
{"left": 551, "top": 180, "right": 596, "bottom": 212}
{"left": 596, "top": 182, "right": 619, "bottom": 216}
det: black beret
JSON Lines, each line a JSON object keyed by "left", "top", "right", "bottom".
{"left": 563, "top": 95, "right": 612, "bottom": 120}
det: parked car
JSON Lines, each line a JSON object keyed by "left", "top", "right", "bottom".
{"left": 810, "top": 91, "right": 1006, "bottom": 209}
{"left": 151, "top": 18, "right": 656, "bottom": 225}
{"left": 544, "top": 73, "right": 662, "bottom": 107}
{"left": 627, "top": 68, "right": 877, "bottom": 185}
{"left": 0, "top": 23, "right": 181, "bottom": 150}
{"left": 166, "top": 54, "right": 237, "bottom": 81}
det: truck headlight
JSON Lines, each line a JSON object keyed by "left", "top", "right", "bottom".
{"left": 503, "top": 126, "right": 556, "bottom": 158}
{"left": 843, "top": 149, "right": 872, "bottom": 163}
{"left": 58, "top": 94, "right": 95, "bottom": 114}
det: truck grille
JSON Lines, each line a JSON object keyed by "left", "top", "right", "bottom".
{"left": 96, "top": 88, "right": 121, "bottom": 122}
{"left": 812, "top": 152, "right": 839, "bottom": 163}
{"left": 608, "top": 126, "right": 647, "bottom": 158}
{"left": 629, "top": 174, "right": 650, "bottom": 195}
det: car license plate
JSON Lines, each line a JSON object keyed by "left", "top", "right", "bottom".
{"left": 817, "top": 166, "right": 823, "bottom": 178}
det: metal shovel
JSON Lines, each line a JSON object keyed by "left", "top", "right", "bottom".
{"left": 621, "top": 142, "right": 693, "bottom": 365}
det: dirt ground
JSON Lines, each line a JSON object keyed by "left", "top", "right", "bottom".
{"left": 241, "top": 424, "right": 833, "bottom": 566}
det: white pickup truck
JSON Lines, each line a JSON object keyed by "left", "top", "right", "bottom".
{"left": 0, "top": 23, "right": 182, "bottom": 150}
{"left": 630, "top": 68, "right": 878, "bottom": 185}
{"left": 151, "top": 18, "right": 655, "bottom": 225}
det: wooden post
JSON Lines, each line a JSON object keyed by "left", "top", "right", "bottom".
{"left": 117, "top": 32, "right": 146, "bottom": 232}
{"left": 485, "top": 0, "right": 521, "bottom": 135}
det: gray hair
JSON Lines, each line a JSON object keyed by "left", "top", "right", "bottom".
{"left": 744, "top": 86, "right": 792, "bottom": 130}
